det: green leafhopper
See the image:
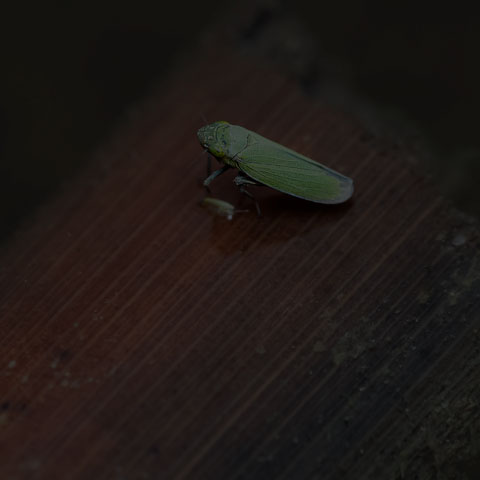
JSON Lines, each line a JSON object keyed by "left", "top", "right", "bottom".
{"left": 200, "top": 196, "right": 248, "bottom": 220}
{"left": 198, "top": 121, "right": 353, "bottom": 213}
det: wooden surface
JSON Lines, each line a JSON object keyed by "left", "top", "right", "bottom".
{"left": 1, "top": 23, "right": 480, "bottom": 480}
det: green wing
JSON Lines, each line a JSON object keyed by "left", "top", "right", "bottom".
{"left": 236, "top": 135, "right": 353, "bottom": 204}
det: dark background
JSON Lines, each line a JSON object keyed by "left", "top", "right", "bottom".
{"left": 1, "top": 0, "right": 479, "bottom": 242}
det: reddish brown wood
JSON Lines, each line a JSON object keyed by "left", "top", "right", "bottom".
{"left": 1, "top": 31, "right": 480, "bottom": 480}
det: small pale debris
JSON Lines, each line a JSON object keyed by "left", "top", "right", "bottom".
{"left": 201, "top": 197, "right": 237, "bottom": 220}
{"left": 255, "top": 344, "right": 266, "bottom": 355}
{"left": 7, "top": 360, "right": 16, "bottom": 369}
{"left": 452, "top": 233, "right": 467, "bottom": 246}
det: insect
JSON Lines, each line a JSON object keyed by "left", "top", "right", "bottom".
{"left": 198, "top": 121, "right": 353, "bottom": 214}
{"left": 200, "top": 197, "right": 248, "bottom": 220}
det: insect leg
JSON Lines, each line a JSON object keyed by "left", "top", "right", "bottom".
{"left": 233, "top": 173, "right": 263, "bottom": 187}
{"left": 234, "top": 174, "right": 262, "bottom": 216}
{"left": 203, "top": 164, "right": 231, "bottom": 193}
{"left": 239, "top": 186, "right": 262, "bottom": 216}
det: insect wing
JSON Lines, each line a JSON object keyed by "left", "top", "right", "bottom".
{"left": 236, "top": 136, "right": 353, "bottom": 204}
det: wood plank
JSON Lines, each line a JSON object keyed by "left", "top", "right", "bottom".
{"left": 1, "top": 13, "right": 479, "bottom": 480}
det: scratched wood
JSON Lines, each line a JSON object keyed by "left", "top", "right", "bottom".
{"left": 1, "top": 21, "right": 480, "bottom": 480}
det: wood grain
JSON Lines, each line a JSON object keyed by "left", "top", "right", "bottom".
{"left": 1, "top": 27, "right": 479, "bottom": 480}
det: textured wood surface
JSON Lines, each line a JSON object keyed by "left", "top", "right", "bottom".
{"left": 1, "top": 27, "right": 480, "bottom": 480}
